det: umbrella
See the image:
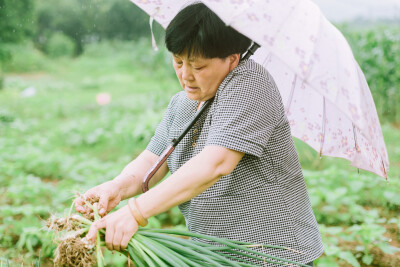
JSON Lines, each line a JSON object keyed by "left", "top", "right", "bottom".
{"left": 130, "top": 0, "right": 389, "bottom": 179}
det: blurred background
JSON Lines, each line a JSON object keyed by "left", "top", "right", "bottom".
{"left": 0, "top": 0, "right": 399, "bottom": 266}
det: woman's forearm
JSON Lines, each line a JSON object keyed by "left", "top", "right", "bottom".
{"left": 113, "top": 150, "right": 169, "bottom": 200}
{"left": 135, "top": 146, "right": 244, "bottom": 219}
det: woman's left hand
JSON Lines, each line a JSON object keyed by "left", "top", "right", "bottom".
{"left": 86, "top": 205, "right": 138, "bottom": 251}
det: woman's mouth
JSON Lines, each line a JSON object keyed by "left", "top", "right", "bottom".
{"left": 185, "top": 85, "right": 199, "bottom": 92}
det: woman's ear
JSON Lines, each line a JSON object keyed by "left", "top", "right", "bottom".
{"left": 228, "top": 54, "right": 241, "bottom": 71}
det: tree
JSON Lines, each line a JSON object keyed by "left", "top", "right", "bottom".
{"left": 35, "top": 0, "right": 150, "bottom": 56}
{"left": 0, "top": 0, "right": 34, "bottom": 88}
{"left": 97, "top": 0, "right": 149, "bottom": 40}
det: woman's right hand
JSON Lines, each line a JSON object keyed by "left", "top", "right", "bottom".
{"left": 75, "top": 180, "right": 123, "bottom": 217}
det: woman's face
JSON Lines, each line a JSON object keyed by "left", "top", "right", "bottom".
{"left": 172, "top": 53, "right": 240, "bottom": 102}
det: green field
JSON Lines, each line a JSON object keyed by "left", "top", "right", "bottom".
{"left": 1, "top": 38, "right": 399, "bottom": 266}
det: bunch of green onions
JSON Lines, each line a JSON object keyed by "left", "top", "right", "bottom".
{"left": 48, "top": 200, "right": 307, "bottom": 267}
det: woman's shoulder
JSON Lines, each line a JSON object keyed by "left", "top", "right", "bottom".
{"left": 237, "top": 59, "right": 275, "bottom": 85}
{"left": 169, "top": 91, "right": 186, "bottom": 105}
{"left": 169, "top": 91, "right": 195, "bottom": 107}
{"left": 220, "top": 59, "right": 278, "bottom": 98}
{"left": 166, "top": 91, "right": 197, "bottom": 118}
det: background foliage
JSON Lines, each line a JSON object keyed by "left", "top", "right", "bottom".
{"left": 34, "top": 0, "right": 152, "bottom": 55}
{"left": 342, "top": 25, "right": 400, "bottom": 122}
{"left": 0, "top": 0, "right": 399, "bottom": 266}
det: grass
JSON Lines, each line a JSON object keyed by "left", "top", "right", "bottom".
{"left": 0, "top": 39, "right": 399, "bottom": 266}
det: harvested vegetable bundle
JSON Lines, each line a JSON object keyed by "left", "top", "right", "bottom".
{"left": 47, "top": 200, "right": 307, "bottom": 267}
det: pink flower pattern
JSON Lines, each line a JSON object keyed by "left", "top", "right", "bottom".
{"left": 341, "top": 137, "right": 348, "bottom": 147}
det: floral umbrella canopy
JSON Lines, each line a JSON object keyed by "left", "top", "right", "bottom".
{"left": 130, "top": 0, "right": 389, "bottom": 178}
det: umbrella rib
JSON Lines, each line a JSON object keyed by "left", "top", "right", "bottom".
{"left": 149, "top": 17, "right": 159, "bottom": 51}
{"left": 261, "top": 53, "right": 272, "bottom": 68}
{"left": 352, "top": 123, "right": 361, "bottom": 174}
{"left": 352, "top": 123, "right": 360, "bottom": 152}
{"left": 319, "top": 97, "right": 326, "bottom": 158}
{"left": 381, "top": 160, "right": 387, "bottom": 181}
{"left": 285, "top": 74, "right": 297, "bottom": 115}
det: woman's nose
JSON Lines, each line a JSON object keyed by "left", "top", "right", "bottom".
{"left": 181, "top": 65, "right": 194, "bottom": 81}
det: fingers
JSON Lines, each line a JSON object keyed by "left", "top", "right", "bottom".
{"left": 113, "top": 230, "right": 123, "bottom": 252}
{"left": 75, "top": 190, "right": 97, "bottom": 214}
{"left": 76, "top": 181, "right": 121, "bottom": 217}
{"left": 75, "top": 197, "right": 86, "bottom": 213}
{"left": 86, "top": 218, "right": 106, "bottom": 242}
{"left": 121, "top": 233, "right": 131, "bottom": 251}
{"left": 105, "top": 225, "right": 131, "bottom": 251}
{"left": 98, "top": 194, "right": 110, "bottom": 217}
{"left": 105, "top": 223, "right": 114, "bottom": 251}
{"left": 88, "top": 206, "right": 137, "bottom": 252}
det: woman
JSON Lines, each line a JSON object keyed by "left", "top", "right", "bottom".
{"left": 75, "top": 3, "right": 323, "bottom": 266}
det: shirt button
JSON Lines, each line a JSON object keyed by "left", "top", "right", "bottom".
{"left": 192, "top": 142, "right": 196, "bottom": 147}
{"left": 193, "top": 129, "right": 198, "bottom": 134}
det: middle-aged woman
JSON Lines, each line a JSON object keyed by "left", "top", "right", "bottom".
{"left": 76, "top": 3, "right": 323, "bottom": 266}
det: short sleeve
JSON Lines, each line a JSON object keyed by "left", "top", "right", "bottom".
{"left": 146, "top": 94, "right": 179, "bottom": 156}
{"left": 206, "top": 70, "right": 279, "bottom": 157}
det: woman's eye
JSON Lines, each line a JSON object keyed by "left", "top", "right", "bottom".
{"left": 173, "top": 58, "right": 182, "bottom": 64}
{"left": 194, "top": 66, "right": 203, "bottom": 70}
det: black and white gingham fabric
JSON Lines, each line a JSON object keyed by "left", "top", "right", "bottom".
{"left": 147, "top": 59, "right": 324, "bottom": 266}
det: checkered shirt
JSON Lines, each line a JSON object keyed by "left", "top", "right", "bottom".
{"left": 147, "top": 59, "right": 324, "bottom": 266}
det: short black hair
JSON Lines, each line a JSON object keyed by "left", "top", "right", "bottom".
{"left": 165, "top": 3, "right": 252, "bottom": 59}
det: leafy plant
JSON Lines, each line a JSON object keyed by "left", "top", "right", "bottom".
{"left": 340, "top": 25, "right": 400, "bottom": 122}
{"left": 44, "top": 32, "right": 76, "bottom": 58}
{"left": 48, "top": 200, "right": 308, "bottom": 267}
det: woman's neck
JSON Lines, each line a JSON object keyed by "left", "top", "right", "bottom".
{"left": 197, "top": 101, "right": 204, "bottom": 111}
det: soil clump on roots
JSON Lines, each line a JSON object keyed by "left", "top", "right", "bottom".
{"left": 47, "top": 213, "right": 97, "bottom": 266}
{"left": 54, "top": 237, "right": 96, "bottom": 267}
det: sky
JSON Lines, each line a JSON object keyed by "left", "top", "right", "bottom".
{"left": 312, "top": 0, "right": 400, "bottom": 22}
